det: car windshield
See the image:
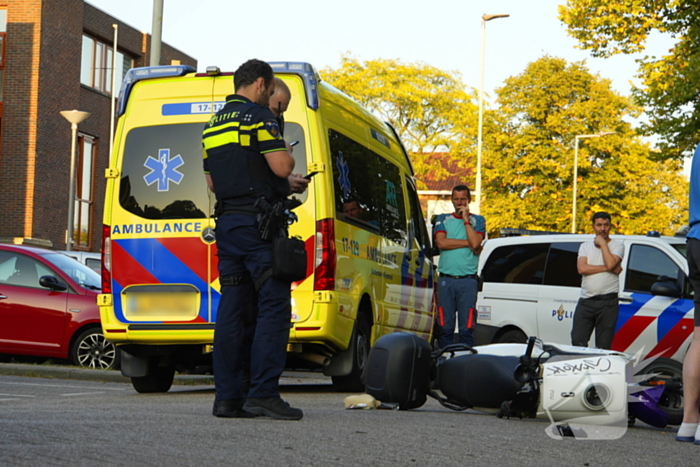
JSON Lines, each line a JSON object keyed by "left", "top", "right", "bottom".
{"left": 672, "top": 243, "right": 687, "bottom": 258}
{"left": 43, "top": 253, "right": 101, "bottom": 290}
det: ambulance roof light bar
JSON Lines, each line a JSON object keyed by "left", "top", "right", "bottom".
{"left": 116, "top": 65, "right": 196, "bottom": 117}
{"left": 268, "top": 61, "right": 320, "bottom": 110}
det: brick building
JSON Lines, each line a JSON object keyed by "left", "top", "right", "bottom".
{"left": 0, "top": 0, "right": 196, "bottom": 251}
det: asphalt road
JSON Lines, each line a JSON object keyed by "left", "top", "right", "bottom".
{"left": 0, "top": 364, "right": 695, "bottom": 467}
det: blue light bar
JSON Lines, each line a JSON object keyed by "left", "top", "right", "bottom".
{"left": 268, "top": 62, "right": 320, "bottom": 110}
{"left": 116, "top": 65, "right": 196, "bottom": 117}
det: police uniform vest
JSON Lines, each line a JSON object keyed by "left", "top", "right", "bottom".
{"left": 203, "top": 95, "right": 289, "bottom": 211}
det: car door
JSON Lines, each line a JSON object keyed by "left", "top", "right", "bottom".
{"left": 536, "top": 241, "right": 583, "bottom": 343}
{"left": 0, "top": 250, "right": 69, "bottom": 355}
{"left": 477, "top": 242, "right": 549, "bottom": 340}
{"left": 613, "top": 242, "right": 694, "bottom": 359}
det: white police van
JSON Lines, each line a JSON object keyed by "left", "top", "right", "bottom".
{"left": 475, "top": 233, "right": 690, "bottom": 363}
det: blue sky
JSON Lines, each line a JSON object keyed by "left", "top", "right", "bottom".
{"left": 87, "top": 0, "right": 672, "bottom": 98}
{"left": 87, "top": 1, "right": 685, "bottom": 174}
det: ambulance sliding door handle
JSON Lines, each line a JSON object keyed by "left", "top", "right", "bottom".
{"left": 618, "top": 296, "right": 633, "bottom": 303}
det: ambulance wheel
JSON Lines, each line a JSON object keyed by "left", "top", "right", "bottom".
{"left": 131, "top": 365, "right": 176, "bottom": 393}
{"left": 640, "top": 358, "right": 683, "bottom": 426}
{"left": 332, "top": 313, "right": 371, "bottom": 392}
{"left": 496, "top": 329, "right": 527, "bottom": 344}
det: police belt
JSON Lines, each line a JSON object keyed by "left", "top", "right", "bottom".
{"left": 216, "top": 202, "right": 260, "bottom": 216}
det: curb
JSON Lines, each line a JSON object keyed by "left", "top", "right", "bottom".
{"left": 0, "top": 363, "right": 331, "bottom": 386}
{"left": 0, "top": 363, "right": 211, "bottom": 384}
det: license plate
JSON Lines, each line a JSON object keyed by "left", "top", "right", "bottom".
{"left": 125, "top": 292, "right": 199, "bottom": 320}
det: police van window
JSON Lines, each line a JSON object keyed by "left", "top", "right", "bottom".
{"left": 119, "top": 124, "right": 209, "bottom": 220}
{"left": 543, "top": 242, "right": 582, "bottom": 288}
{"left": 329, "top": 129, "right": 407, "bottom": 245}
{"left": 481, "top": 243, "right": 548, "bottom": 285}
{"left": 625, "top": 244, "right": 680, "bottom": 294}
{"left": 284, "top": 122, "right": 308, "bottom": 205}
{"left": 672, "top": 243, "right": 687, "bottom": 258}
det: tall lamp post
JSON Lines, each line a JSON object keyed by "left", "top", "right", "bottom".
{"left": 571, "top": 131, "right": 616, "bottom": 233}
{"left": 60, "top": 110, "right": 91, "bottom": 251}
{"left": 475, "top": 13, "right": 509, "bottom": 214}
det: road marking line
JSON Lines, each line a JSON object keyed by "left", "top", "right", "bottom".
{"left": 0, "top": 393, "right": 35, "bottom": 397}
{"left": 62, "top": 392, "right": 106, "bottom": 397}
{"left": 0, "top": 381, "right": 125, "bottom": 391}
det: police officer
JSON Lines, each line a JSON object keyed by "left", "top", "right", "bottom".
{"left": 203, "top": 59, "right": 305, "bottom": 420}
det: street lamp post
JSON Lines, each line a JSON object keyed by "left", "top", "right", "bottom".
{"left": 475, "top": 13, "right": 509, "bottom": 214}
{"left": 60, "top": 110, "right": 91, "bottom": 251}
{"left": 571, "top": 131, "right": 616, "bottom": 233}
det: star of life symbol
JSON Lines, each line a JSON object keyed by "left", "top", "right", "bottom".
{"left": 336, "top": 151, "right": 351, "bottom": 198}
{"left": 144, "top": 148, "right": 184, "bottom": 192}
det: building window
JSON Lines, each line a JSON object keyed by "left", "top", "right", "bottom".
{"left": 80, "top": 35, "right": 133, "bottom": 94}
{"left": 73, "top": 135, "right": 96, "bottom": 250}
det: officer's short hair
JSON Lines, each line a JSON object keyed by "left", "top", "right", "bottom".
{"left": 234, "top": 59, "right": 273, "bottom": 91}
{"left": 452, "top": 184, "right": 471, "bottom": 199}
{"left": 592, "top": 211, "right": 611, "bottom": 223}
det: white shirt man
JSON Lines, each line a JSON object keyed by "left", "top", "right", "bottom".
{"left": 571, "top": 212, "right": 623, "bottom": 349}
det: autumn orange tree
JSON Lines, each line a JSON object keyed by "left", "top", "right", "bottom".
{"left": 321, "top": 56, "right": 479, "bottom": 188}
{"left": 483, "top": 56, "right": 687, "bottom": 236}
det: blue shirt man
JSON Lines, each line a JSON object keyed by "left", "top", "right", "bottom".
{"left": 676, "top": 143, "right": 700, "bottom": 442}
{"left": 433, "top": 185, "right": 486, "bottom": 348}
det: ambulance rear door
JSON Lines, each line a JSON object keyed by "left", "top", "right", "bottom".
{"left": 110, "top": 74, "right": 219, "bottom": 329}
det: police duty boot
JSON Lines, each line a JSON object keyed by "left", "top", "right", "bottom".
{"left": 244, "top": 396, "right": 303, "bottom": 420}
{"left": 212, "top": 399, "right": 259, "bottom": 418}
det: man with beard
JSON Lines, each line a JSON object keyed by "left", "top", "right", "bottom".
{"left": 570, "top": 211, "right": 623, "bottom": 350}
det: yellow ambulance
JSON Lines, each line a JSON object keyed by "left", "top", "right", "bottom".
{"left": 98, "top": 62, "right": 435, "bottom": 393}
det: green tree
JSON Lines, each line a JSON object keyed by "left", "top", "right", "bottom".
{"left": 559, "top": 0, "right": 700, "bottom": 160}
{"left": 321, "top": 56, "right": 479, "bottom": 188}
{"left": 483, "top": 56, "right": 687, "bottom": 236}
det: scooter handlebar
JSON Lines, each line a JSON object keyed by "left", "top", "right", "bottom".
{"left": 524, "top": 336, "right": 536, "bottom": 358}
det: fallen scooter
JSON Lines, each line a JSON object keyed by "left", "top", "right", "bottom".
{"left": 363, "top": 333, "right": 681, "bottom": 437}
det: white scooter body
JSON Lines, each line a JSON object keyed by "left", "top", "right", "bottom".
{"left": 450, "top": 341, "right": 631, "bottom": 427}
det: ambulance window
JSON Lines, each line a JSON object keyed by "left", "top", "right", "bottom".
{"left": 405, "top": 176, "right": 431, "bottom": 252}
{"left": 329, "top": 129, "right": 407, "bottom": 245}
{"left": 625, "top": 244, "right": 680, "bottom": 294}
{"left": 543, "top": 242, "right": 582, "bottom": 288}
{"left": 284, "top": 122, "right": 308, "bottom": 204}
{"left": 118, "top": 124, "right": 209, "bottom": 220}
{"left": 481, "top": 243, "right": 548, "bottom": 285}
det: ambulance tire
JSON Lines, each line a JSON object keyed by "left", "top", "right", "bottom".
{"left": 496, "top": 329, "right": 527, "bottom": 344}
{"left": 332, "top": 313, "right": 371, "bottom": 393}
{"left": 640, "top": 358, "right": 683, "bottom": 426}
{"left": 131, "top": 364, "right": 176, "bottom": 393}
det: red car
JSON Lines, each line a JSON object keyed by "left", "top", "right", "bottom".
{"left": 0, "top": 243, "right": 118, "bottom": 369}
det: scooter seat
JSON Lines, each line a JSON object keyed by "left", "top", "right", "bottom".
{"left": 438, "top": 354, "right": 524, "bottom": 408}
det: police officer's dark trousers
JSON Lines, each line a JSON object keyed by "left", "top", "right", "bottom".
{"left": 213, "top": 213, "right": 291, "bottom": 402}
